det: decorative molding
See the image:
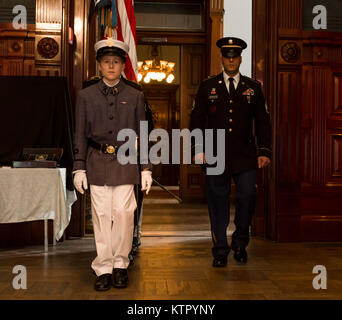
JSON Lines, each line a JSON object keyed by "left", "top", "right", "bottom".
{"left": 24, "top": 38, "right": 35, "bottom": 57}
{"left": 278, "top": 71, "right": 300, "bottom": 184}
{"left": 36, "top": 67, "right": 61, "bottom": 76}
{"left": 278, "top": 0, "right": 302, "bottom": 29}
{"left": 35, "top": 34, "right": 61, "bottom": 63}
{"left": 10, "top": 42, "right": 21, "bottom": 53}
{"left": 333, "top": 73, "right": 342, "bottom": 114}
{"left": 300, "top": 66, "right": 313, "bottom": 184}
{"left": 7, "top": 60, "right": 23, "bottom": 75}
{"left": 280, "top": 41, "right": 301, "bottom": 64}
{"left": 330, "top": 134, "right": 342, "bottom": 177}
{"left": 36, "top": 0, "right": 63, "bottom": 30}
{"left": 0, "top": 39, "right": 7, "bottom": 56}
{"left": 312, "top": 68, "right": 328, "bottom": 185}
{"left": 210, "top": 0, "right": 224, "bottom": 13}
{"left": 37, "top": 37, "right": 59, "bottom": 59}
{"left": 329, "top": 47, "right": 342, "bottom": 64}
{"left": 8, "top": 40, "right": 24, "bottom": 56}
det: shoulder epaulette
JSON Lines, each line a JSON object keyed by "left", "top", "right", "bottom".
{"left": 82, "top": 76, "right": 101, "bottom": 89}
{"left": 242, "top": 75, "right": 261, "bottom": 86}
{"left": 203, "top": 74, "right": 219, "bottom": 82}
{"left": 122, "top": 77, "right": 142, "bottom": 91}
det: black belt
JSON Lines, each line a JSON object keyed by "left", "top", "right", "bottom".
{"left": 88, "top": 139, "right": 118, "bottom": 155}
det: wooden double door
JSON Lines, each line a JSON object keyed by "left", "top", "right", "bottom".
{"left": 253, "top": 0, "right": 342, "bottom": 241}
{"left": 142, "top": 84, "right": 179, "bottom": 186}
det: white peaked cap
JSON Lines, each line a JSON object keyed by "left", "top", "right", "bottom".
{"left": 94, "top": 38, "right": 129, "bottom": 54}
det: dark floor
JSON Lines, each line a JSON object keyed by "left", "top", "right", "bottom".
{"left": 0, "top": 202, "right": 342, "bottom": 300}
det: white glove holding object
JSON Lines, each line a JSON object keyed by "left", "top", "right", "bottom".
{"left": 141, "top": 170, "right": 152, "bottom": 195}
{"left": 73, "top": 170, "right": 88, "bottom": 194}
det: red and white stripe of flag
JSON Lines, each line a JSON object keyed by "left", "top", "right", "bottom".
{"left": 115, "top": 0, "right": 138, "bottom": 82}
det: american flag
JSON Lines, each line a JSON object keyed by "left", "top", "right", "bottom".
{"left": 115, "top": 0, "right": 138, "bottom": 82}
{"left": 90, "top": 0, "right": 138, "bottom": 82}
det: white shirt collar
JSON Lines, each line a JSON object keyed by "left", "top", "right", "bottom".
{"left": 223, "top": 71, "right": 240, "bottom": 85}
{"left": 103, "top": 78, "right": 120, "bottom": 87}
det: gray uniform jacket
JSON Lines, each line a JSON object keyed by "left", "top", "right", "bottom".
{"left": 73, "top": 79, "right": 151, "bottom": 186}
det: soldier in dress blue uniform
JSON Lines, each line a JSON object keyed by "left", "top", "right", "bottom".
{"left": 190, "top": 37, "right": 271, "bottom": 267}
{"left": 73, "top": 38, "right": 152, "bottom": 290}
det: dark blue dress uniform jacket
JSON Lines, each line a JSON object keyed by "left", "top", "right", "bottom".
{"left": 190, "top": 72, "right": 272, "bottom": 174}
{"left": 73, "top": 79, "right": 151, "bottom": 186}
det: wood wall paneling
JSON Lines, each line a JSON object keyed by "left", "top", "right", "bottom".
{"left": 180, "top": 45, "right": 207, "bottom": 201}
{"left": 252, "top": 0, "right": 269, "bottom": 239}
{"left": 66, "top": 0, "right": 90, "bottom": 238}
{"left": 0, "top": 0, "right": 78, "bottom": 244}
{"left": 329, "top": 134, "right": 342, "bottom": 177}
{"left": 142, "top": 84, "right": 179, "bottom": 186}
{"left": 278, "top": 0, "right": 302, "bottom": 30}
{"left": 300, "top": 66, "right": 313, "bottom": 185}
{"left": 0, "top": 28, "right": 36, "bottom": 76}
{"left": 254, "top": 0, "right": 342, "bottom": 241}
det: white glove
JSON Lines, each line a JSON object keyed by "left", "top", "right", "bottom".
{"left": 73, "top": 170, "right": 88, "bottom": 194}
{"left": 141, "top": 170, "right": 152, "bottom": 195}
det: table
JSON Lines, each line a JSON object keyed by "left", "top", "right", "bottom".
{"left": 0, "top": 167, "right": 77, "bottom": 252}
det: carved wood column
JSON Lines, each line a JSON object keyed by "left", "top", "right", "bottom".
{"left": 34, "top": 0, "right": 63, "bottom": 76}
{"left": 72, "top": 0, "right": 89, "bottom": 96}
{"left": 209, "top": 0, "right": 224, "bottom": 76}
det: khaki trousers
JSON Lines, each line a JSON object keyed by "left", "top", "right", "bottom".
{"left": 90, "top": 184, "right": 137, "bottom": 276}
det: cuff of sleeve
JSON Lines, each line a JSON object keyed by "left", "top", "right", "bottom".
{"left": 73, "top": 160, "right": 86, "bottom": 171}
{"left": 192, "top": 144, "right": 203, "bottom": 158}
{"left": 72, "top": 169, "right": 86, "bottom": 174}
{"left": 141, "top": 163, "right": 152, "bottom": 171}
{"left": 258, "top": 147, "right": 272, "bottom": 159}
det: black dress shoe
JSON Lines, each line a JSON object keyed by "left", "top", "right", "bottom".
{"left": 212, "top": 256, "right": 227, "bottom": 267}
{"left": 94, "top": 273, "right": 112, "bottom": 291}
{"left": 233, "top": 247, "right": 248, "bottom": 263}
{"left": 113, "top": 268, "right": 128, "bottom": 288}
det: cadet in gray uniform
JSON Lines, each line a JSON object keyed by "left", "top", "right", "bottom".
{"left": 73, "top": 38, "right": 152, "bottom": 291}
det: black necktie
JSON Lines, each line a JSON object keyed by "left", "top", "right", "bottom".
{"left": 104, "top": 86, "right": 118, "bottom": 95}
{"left": 229, "top": 77, "right": 235, "bottom": 96}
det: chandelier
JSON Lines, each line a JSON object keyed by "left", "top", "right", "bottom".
{"left": 137, "top": 45, "right": 175, "bottom": 84}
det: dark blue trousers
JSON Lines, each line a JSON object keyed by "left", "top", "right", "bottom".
{"left": 205, "top": 169, "right": 257, "bottom": 259}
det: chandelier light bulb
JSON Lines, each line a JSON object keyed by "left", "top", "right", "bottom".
{"left": 137, "top": 73, "right": 143, "bottom": 82}
{"left": 160, "top": 60, "right": 168, "bottom": 69}
{"left": 166, "top": 74, "right": 175, "bottom": 83}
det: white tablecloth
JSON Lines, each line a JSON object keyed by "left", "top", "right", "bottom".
{"left": 0, "top": 167, "right": 77, "bottom": 241}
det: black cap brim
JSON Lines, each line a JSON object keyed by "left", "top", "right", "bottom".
{"left": 96, "top": 47, "right": 127, "bottom": 62}
{"left": 221, "top": 48, "right": 242, "bottom": 58}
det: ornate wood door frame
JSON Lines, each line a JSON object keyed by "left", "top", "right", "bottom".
{"left": 253, "top": 0, "right": 342, "bottom": 241}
